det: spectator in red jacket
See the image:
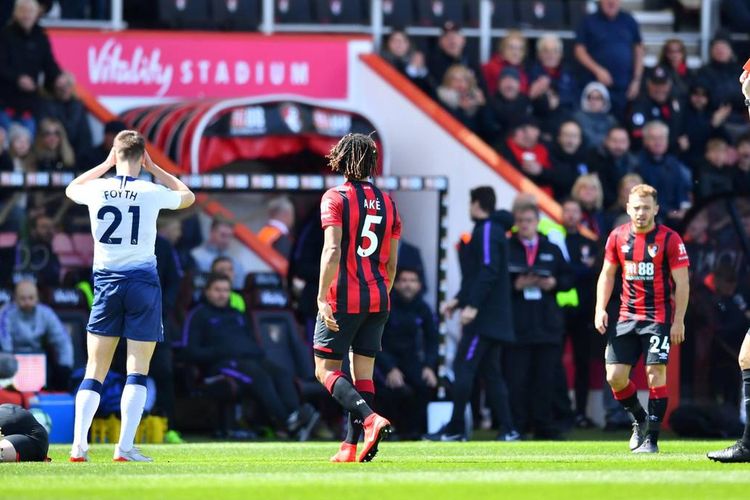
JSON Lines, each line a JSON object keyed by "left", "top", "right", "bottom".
{"left": 482, "top": 30, "right": 529, "bottom": 97}
{"left": 496, "top": 116, "right": 554, "bottom": 198}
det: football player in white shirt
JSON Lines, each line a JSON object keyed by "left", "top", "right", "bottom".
{"left": 65, "top": 130, "right": 194, "bottom": 462}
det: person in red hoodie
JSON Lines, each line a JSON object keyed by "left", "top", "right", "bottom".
{"left": 496, "top": 116, "right": 554, "bottom": 198}
{"left": 482, "top": 30, "right": 529, "bottom": 97}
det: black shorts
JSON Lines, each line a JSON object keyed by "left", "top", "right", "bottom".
{"left": 0, "top": 404, "right": 49, "bottom": 462}
{"left": 605, "top": 321, "right": 671, "bottom": 366}
{"left": 313, "top": 310, "right": 389, "bottom": 360}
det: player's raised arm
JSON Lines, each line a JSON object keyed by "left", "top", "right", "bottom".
{"left": 594, "top": 259, "right": 618, "bottom": 334}
{"left": 65, "top": 148, "right": 115, "bottom": 200}
{"left": 142, "top": 151, "right": 195, "bottom": 209}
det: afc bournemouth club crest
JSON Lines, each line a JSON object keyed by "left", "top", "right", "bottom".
{"left": 647, "top": 244, "right": 659, "bottom": 258}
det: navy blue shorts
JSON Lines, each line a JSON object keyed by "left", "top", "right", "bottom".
{"left": 87, "top": 270, "right": 164, "bottom": 342}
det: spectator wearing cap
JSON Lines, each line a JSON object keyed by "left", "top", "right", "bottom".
{"left": 496, "top": 117, "right": 555, "bottom": 198}
{"left": 43, "top": 72, "right": 92, "bottom": 159}
{"left": 627, "top": 65, "right": 685, "bottom": 152}
{"left": 489, "top": 66, "right": 533, "bottom": 134}
{"left": 381, "top": 29, "right": 433, "bottom": 97}
{"left": 574, "top": 0, "right": 644, "bottom": 121}
{"left": 696, "top": 31, "right": 747, "bottom": 129}
{"left": 481, "top": 31, "right": 529, "bottom": 97}
{"left": 528, "top": 34, "right": 579, "bottom": 113}
{"left": 77, "top": 120, "right": 127, "bottom": 169}
{"left": 427, "top": 21, "right": 482, "bottom": 92}
{"left": 657, "top": 39, "right": 694, "bottom": 103}
{"left": 635, "top": 120, "right": 691, "bottom": 223}
{"left": 680, "top": 82, "right": 732, "bottom": 171}
{"left": 436, "top": 65, "right": 497, "bottom": 141}
{"left": 0, "top": 280, "right": 73, "bottom": 390}
{"left": 573, "top": 82, "right": 618, "bottom": 149}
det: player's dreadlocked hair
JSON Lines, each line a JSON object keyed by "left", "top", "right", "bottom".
{"left": 326, "top": 133, "right": 378, "bottom": 180}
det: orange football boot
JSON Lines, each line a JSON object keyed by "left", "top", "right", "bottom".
{"left": 330, "top": 442, "right": 357, "bottom": 463}
{"left": 358, "top": 413, "right": 391, "bottom": 462}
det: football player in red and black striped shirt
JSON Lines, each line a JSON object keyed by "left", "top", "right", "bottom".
{"left": 707, "top": 63, "right": 750, "bottom": 463}
{"left": 595, "top": 183, "right": 689, "bottom": 454}
{"left": 313, "top": 133, "right": 401, "bottom": 463}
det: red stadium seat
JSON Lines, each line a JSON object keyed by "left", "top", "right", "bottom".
{"left": 0, "top": 232, "right": 17, "bottom": 248}
{"left": 71, "top": 233, "right": 95, "bottom": 263}
{"left": 52, "top": 233, "right": 74, "bottom": 255}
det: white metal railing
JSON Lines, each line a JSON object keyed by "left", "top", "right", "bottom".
{"left": 39, "top": 0, "right": 719, "bottom": 65}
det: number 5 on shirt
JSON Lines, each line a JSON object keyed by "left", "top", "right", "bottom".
{"left": 357, "top": 214, "right": 382, "bottom": 257}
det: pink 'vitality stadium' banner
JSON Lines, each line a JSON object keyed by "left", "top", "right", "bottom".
{"left": 47, "top": 30, "right": 350, "bottom": 99}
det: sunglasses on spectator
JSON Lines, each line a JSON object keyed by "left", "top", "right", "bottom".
{"left": 42, "top": 129, "right": 61, "bottom": 137}
{"left": 587, "top": 94, "right": 604, "bottom": 101}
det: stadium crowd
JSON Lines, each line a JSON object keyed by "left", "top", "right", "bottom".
{"left": 1, "top": 0, "right": 749, "bottom": 442}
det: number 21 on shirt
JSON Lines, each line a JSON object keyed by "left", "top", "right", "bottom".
{"left": 97, "top": 205, "right": 141, "bottom": 245}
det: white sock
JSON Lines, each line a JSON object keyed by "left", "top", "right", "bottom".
{"left": 117, "top": 383, "right": 147, "bottom": 452}
{"left": 72, "top": 390, "right": 100, "bottom": 452}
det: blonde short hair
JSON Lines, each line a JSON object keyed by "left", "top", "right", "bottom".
{"left": 629, "top": 184, "right": 658, "bottom": 203}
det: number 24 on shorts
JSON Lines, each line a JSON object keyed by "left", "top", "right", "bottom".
{"left": 649, "top": 335, "right": 670, "bottom": 354}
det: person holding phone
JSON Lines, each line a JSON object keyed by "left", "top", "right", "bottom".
{"left": 505, "top": 195, "right": 574, "bottom": 440}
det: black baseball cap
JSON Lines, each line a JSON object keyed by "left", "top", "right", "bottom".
{"left": 441, "top": 20, "right": 461, "bottom": 34}
{"left": 648, "top": 65, "right": 671, "bottom": 85}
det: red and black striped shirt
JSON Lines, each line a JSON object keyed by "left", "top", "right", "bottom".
{"left": 604, "top": 223, "right": 689, "bottom": 324}
{"left": 320, "top": 180, "right": 401, "bottom": 314}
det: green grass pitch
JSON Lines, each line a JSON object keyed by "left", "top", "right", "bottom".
{"left": 3, "top": 441, "right": 750, "bottom": 499}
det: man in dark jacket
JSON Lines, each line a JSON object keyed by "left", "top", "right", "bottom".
{"left": 506, "top": 195, "right": 574, "bottom": 439}
{"left": 181, "top": 273, "right": 319, "bottom": 440}
{"left": 15, "top": 214, "right": 60, "bottom": 287}
{"left": 548, "top": 120, "right": 590, "bottom": 201}
{"left": 587, "top": 126, "right": 639, "bottom": 209}
{"left": 0, "top": 0, "right": 62, "bottom": 127}
{"left": 561, "top": 199, "right": 600, "bottom": 427}
{"left": 375, "top": 268, "right": 439, "bottom": 439}
{"left": 427, "top": 21, "right": 483, "bottom": 91}
{"left": 627, "top": 66, "right": 685, "bottom": 152}
{"left": 424, "top": 186, "right": 518, "bottom": 441}
{"left": 636, "top": 120, "right": 691, "bottom": 223}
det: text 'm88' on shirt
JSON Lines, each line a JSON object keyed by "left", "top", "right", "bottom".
{"left": 320, "top": 180, "right": 401, "bottom": 314}
{"left": 67, "top": 175, "right": 182, "bottom": 273}
{"left": 604, "top": 223, "right": 689, "bottom": 324}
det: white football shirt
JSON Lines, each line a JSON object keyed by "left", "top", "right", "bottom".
{"left": 67, "top": 176, "right": 182, "bottom": 272}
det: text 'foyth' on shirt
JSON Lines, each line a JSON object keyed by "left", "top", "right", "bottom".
{"left": 67, "top": 176, "right": 182, "bottom": 272}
